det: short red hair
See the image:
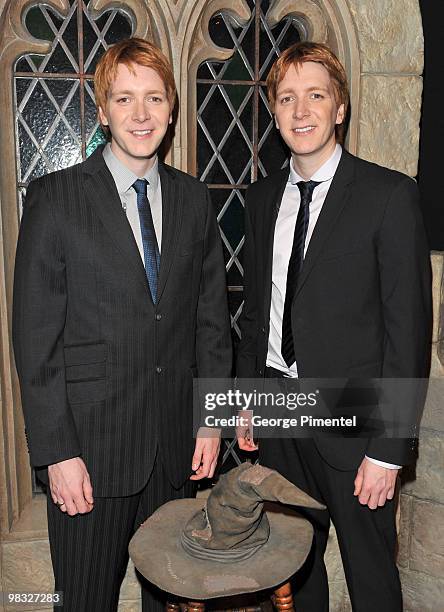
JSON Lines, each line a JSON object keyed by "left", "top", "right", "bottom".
{"left": 95, "top": 37, "right": 176, "bottom": 129}
{"left": 267, "top": 42, "right": 349, "bottom": 141}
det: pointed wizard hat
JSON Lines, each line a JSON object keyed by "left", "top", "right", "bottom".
{"left": 129, "top": 463, "right": 325, "bottom": 600}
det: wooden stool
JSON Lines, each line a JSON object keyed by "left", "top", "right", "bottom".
{"left": 166, "top": 580, "right": 295, "bottom": 611}
{"left": 272, "top": 582, "right": 295, "bottom": 611}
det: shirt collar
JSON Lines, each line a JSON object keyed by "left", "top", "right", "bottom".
{"left": 289, "top": 144, "right": 343, "bottom": 185}
{"left": 102, "top": 143, "right": 160, "bottom": 195}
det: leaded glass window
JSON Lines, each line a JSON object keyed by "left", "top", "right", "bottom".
{"left": 14, "top": 0, "right": 133, "bottom": 215}
{"left": 197, "top": 0, "right": 301, "bottom": 343}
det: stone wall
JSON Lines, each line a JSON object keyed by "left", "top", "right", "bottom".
{"left": 346, "top": 0, "right": 424, "bottom": 177}
{"left": 398, "top": 253, "right": 444, "bottom": 612}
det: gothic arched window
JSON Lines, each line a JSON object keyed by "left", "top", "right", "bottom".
{"left": 14, "top": 1, "right": 133, "bottom": 214}
{"left": 196, "top": 0, "right": 301, "bottom": 341}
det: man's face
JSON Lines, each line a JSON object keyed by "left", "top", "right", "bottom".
{"left": 274, "top": 61, "right": 345, "bottom": 168}
{"left": 98, "top": 63, "right": 172, "bottom": 173}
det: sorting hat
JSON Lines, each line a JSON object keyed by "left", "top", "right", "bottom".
{"left": 129, "top": 463, "right": 325, "bottom": 600}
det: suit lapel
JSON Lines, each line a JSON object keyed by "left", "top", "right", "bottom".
{"left": 263, "top": 168, "right": 289, "bottom": 318}
{"left": 82, "top": 148, "right": 151, "bottom": 299}
{"left": 294, "top": 150, "right": 355, "bottom": 300}
{"left": 157, "top": 162, "right": 182, "bottom": 302}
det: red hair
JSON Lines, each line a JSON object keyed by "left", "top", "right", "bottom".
{"left": 267, "top": 42, "right": 349, "bottom": 141}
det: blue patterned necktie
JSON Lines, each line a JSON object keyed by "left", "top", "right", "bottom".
{"left": 281, "top": 180, "right": 321, "bottom": 367}
{"left": 132, "top": 178, "right": 160, "bottom": 303}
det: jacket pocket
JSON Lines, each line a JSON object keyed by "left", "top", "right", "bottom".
{"left": 64, "top": 343, "right": 107, "bottom": 403}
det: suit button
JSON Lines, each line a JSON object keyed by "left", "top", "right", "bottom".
{"left": 156, "top": 366, "right": 162, "bottom": 373}
{"left": 155, "top": 314, "right": 162, "bottom": 321}
{"left": 258, "top": 369, "right": 263, "bottom": 375}
{"left": 261, "top": 327, "right": 266, "bottom": 333}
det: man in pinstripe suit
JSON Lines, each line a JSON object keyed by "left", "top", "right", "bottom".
{"left": 13, "top": 38, "right": 231, "bottom": 611}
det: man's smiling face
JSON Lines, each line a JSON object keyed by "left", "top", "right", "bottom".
{"left": 274, "top": 61, "right": 345, "bottom": 169}
{"left": 98, "top": 62, "right": 172, "bottom": 174}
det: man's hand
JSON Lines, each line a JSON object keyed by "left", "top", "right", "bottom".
{"left": 236, "top": 410, "right": 258, "bottom": 452}
{"left": 190, "top": 428, "right": 221, "bottom": 480}
{"left": 353, "top": 457, "right": 399, "bottom": 510}
{"left": 48, "top": 457, "right": 94, "bottom": 516}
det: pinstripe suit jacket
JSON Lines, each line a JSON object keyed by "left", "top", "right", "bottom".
{"left": 13, "top": 146, "right": 232, "bottom": 496}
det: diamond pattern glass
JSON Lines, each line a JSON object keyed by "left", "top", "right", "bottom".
{"left": 197, "top": 0, "right": 301, "bottom": 341}
{"left": 14, "top": 0, "right": 133, "bottom": 216}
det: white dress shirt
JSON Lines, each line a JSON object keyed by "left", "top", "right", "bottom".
{"left": 266, "top": 144, "right": 400, "bottom": 470}
{"left": 103, "top": 143, "right": 162, "bottom": 257}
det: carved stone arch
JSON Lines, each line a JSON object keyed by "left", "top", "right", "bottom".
{"left": 90, "top": 0, "right": 162, "bottom": 49}
{"left": 181, "top": 0, "right": 251, "bottom": 173}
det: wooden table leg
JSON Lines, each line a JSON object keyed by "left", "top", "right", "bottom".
{"left": 272, "top": 581, "right": 295, "bottom": 611}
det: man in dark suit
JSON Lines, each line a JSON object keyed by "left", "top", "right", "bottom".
{"left": 237, "top": 42, "right": 431, "bottom": 611}
{"left": 13, "top": 38, "right": 231, "bottom": 611}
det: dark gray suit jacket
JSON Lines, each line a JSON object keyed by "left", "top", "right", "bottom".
{"left": 13, "top": 146, "right": 232, "bottom": 496}
{"left": 237, "top": 150, "right": 432, "bottom": 469}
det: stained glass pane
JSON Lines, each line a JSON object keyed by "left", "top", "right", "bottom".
{"left": 15, "top": 0, "right": 133, "bottom": 198}
{"left": 20, "top": 80, "right": 59, "bottom": 146}
{"left": 84, "top": 81, "right": 107, "bottom": 155}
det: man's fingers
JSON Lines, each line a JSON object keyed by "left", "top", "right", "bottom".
{"left": 48, "top": 458, "right": 93, "bottom": 514}
{"left": 190, "top": 446, "right": 204, "bottom": 479}
{"left": 71, "top": 486, "right": 93, "bottom": 514}
{"left": 190, "top": 452, "right": 213, "bottom": 480}
{"left": 378, "top": 484, "right": 395, "bottom": 507}
{"left": 208, "top": 455, "right": 219, "bottom": 479}
{"left": 191, "top": 448, "right": 202, "bottom": 472}
{"left": 83, "top": 475, "right": 94, "bottom": 506}
{"left": 353, "top": 470, "right": 363, "bottom": 496}
{"left": 358, "top": 490, "right": 370, "bottom": 506}
{"left": 367, "top": 489, "right": 380, "bottom": 510}
{"left": 62, "top": 494, "right": 77, "bottom": 516}
{"left": 377, "top": 490, "right": 389, "bottom": 507}
{"left": 355, "top": 459, "right": 399, "bottom": 509}
{"left": 198, "top": 448, "right": 212, "bottom": 478}
{"left": 386, "top": 486, "right": 395, "bottom": 501}
{"left": 237, "top": 436, "right": 258, "bottom": 452}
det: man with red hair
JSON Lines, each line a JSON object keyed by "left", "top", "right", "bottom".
{"left": 237, "top": 42, "right": 431, "bottom": 611}
{"left": 13, "top": 38, "right": 231, "bottom": 611}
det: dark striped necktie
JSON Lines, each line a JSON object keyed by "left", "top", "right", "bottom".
{"left": 132, "top": 178, "right": 160, "bottom": 303}
{"left": 281, "top": 180, "right": 321, "bottom": 367}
